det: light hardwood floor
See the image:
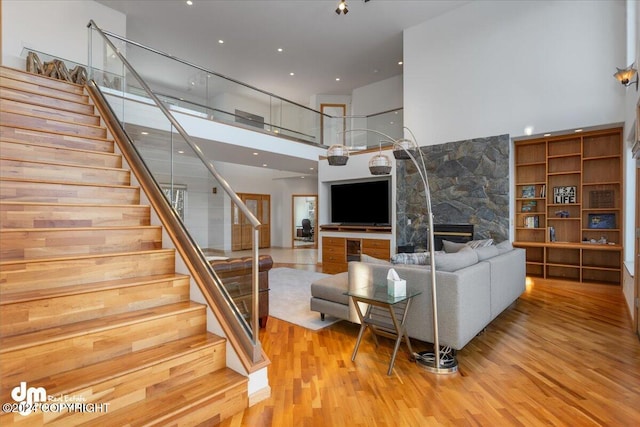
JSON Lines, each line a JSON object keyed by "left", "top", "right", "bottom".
{"left": 221, "top": 252, "right": 640, "bottom": 426}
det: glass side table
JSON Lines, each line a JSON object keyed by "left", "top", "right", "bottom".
{"left": 346, "top": 285, "right": 422, "bottom": 375}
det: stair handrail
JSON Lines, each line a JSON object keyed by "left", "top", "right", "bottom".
{"left": 87, "top": 20, "right": 263, "bottom": 360}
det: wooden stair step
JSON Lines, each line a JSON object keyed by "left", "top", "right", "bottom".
{"left": 0, "top": 74, "right": 89, "bottom": 105}
{"left": 0, "top": 139, "right": 119, "bottom": 166}
{"left": 0, "top": 97, "right": 101, "bottom": 126}
{"left": 0, "top": 201, "right": 151, "bottom": 228}
{"left": 0, "top": 333, "right": 227, "bottom": 426}
{"left": 0, "top": 302, "right": 207, "bottom": 389}
{"left": 0, "top": 273, "right": 191, "bottom": 337}
{"left": 0, "top": 158, "right": 130, "bottom": 185}
{"left": 0, "top": 178, "right": 140, "bottom": 204}
{"left": 1, "top": 126, "right": 114, "bottom": 153}
{"left": 0, "top": 226, "right": 162, "bottom": 261}
{"left": 0, "top": 111, "right": 107, "bottom": 139}
{"left": 78, "top": 370, "right": 248, "bottom": 427}
{"left": 1, "top": 66, "right": 85, "bottom": 95}
{"left": 0, "top": 86, "right": 95, "bottom": 115}
{"left": 0, "top": 249, "right": 176, "bottom": 293}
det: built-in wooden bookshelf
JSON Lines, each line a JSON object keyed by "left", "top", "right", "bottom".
{"left": 514, "top": 127, "right": 623, "bottom": 284}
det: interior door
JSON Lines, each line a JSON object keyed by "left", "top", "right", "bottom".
{"left": 232, "top": 193, "right": 270, "bottom": 250}
{"left": 635, "top": 164, "right": 639, "bottom": 338}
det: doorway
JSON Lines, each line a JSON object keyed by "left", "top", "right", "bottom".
{"left": 292, "top": 195, "right": 317, "bottom": 249}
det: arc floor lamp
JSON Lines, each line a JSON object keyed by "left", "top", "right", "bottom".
{"left": 327, "top": 127, "right": 458, "bottom": 374}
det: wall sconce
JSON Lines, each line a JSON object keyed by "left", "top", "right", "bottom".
{"left": 613, "top": 63, "right": 638, "bottom": 90}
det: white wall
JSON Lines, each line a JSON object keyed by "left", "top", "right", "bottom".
{"left": 2, "top": 0, "right": 126, "bottom": 69}
{"left": 351, "top": 74, "right": 403, "bottom": 117}
{"left": 403, "top": 0, "right": 627, "bottom": 147}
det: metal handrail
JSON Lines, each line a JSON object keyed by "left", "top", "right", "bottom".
{"left": 88, "top": 19, "right": 262, "bottom": 339}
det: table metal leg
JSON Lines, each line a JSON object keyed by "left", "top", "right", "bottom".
{"left": 386, "top": 298, "right": 414, "bottom": 375}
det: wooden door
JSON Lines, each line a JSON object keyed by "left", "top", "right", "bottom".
{"left": 232, "top": 193, "right": 271, "bottom": 250}
{"left": 635, "top": 165, "right": 639, "bottom": 337}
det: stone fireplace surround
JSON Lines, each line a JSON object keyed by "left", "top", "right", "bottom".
{"left": 395, "top": 134, "right": 510, "bottom": 250}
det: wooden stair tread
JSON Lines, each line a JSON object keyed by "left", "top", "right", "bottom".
{"left": 0, "top": 301, "right": 205, "bottom": 352}
{"left": 0, "top": 97, "right": 100, "bottom": 123}
{"left": 91, "top": 370, "right": 247, "bottom": 427}
{"left": 0, "top": 76, "right": 89, "bottom": 105}
{"left": 0, "top": 200, "right": 149, "bottom": 209}
{"left": 0, "top": 333, "right": 225, "bottom": 401}
{"left": 0, "top": 122, "right": 111, "bottom": 144}
{"left": 1, "top": 66, "right": 85, "bottom": 93}
{"left": 0, "top": 156, "right": 128, "bottom": 173}
{"left": 0, "top": 138, "right": 119, "bottom": 158}
{"left": 0, "top": 247, "right": 174, "bottom": 266}
{"left": 0, "top": 176, "right": 137, "bottom": 190}
{"left": 0, "top": 273, "right": 190, "bottom": 305}
{"left": 0, "top": 109, "right": 106, "bottom": 133}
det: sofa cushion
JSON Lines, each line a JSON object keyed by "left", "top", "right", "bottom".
{"left": 310, "top": 272, "right": 350, "bottom": 305}
{"left": 474, "top": 245, "right": 500, "bottom": 261}
{"left": 391, "top": 252, "right": 429, "bottom": 265}
{"left": 434, "top": 246, "right": 479, "bottom": 272}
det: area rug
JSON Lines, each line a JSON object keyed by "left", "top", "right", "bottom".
{"left": 268, "top": 267, "right": 343, "bottom": 330}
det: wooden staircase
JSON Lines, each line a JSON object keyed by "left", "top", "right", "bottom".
{"left": 0, "top": 66, "right": 248, "bottom": 426}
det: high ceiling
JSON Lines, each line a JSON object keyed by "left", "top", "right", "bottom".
{"left": 96, "top": 0, "right": 469, "bottom": 105}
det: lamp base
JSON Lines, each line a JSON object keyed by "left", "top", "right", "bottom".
{"left": 414, "top": 350, "right": 458, "bottom": 374}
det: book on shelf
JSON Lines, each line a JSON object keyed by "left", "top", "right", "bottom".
{"left": 524, "top": 215, "right": 539, "bottom": 228}
{"left": 521, "top": 185, "right": 536, "bottom": 198}
{"left": 540, "top": 184, "right": 546, "bottom": 198}
{"left": 521, "top": 200, "right": 537, "bottom": 212}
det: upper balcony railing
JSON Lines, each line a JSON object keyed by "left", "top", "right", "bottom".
{"left": 82, "top": 24, "right": 402, "bottom": 150}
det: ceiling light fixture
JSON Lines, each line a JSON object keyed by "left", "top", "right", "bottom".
{"left": 613, "top": 63, "right": 638, "bottom": 90}
{"left": 336, "top": 0, "right": 348, "bottom": 15}
{"left": 186, "top": 0, "right": 193, "bottom": 5}
{"left": 277, "top": 48, "right": 283, "bottom": 52}
{"left": 218, "top": 40, "right": 224, "bottom": 44}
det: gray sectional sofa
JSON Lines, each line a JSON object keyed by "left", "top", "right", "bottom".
{"left": 310, "top": 241, "right": 526, "bottom": 350}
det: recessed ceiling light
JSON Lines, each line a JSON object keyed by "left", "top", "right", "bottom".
{"left": 186, "top": 0, "right": 193, "bottom": 5}
{"left": 309, "top": 167, "right": 314, "bottom": 170}
{"left": 218, "top": 40, "right": 224, "bottom": 44}
{"left": 544, "top": 133, "right": 551, "bottom": 137}
{"left": 300, "top": 176, "right": 305, "bottom": 179}
{"left": 289, "top": 72, "right": 295, "bottom": 76}
{"left": 524, "top": 126, "right": 534, "bottom": 136}
{"left": 277, "top": 48, "right": 283, "bottom": 52}
{"left": 262, "top": 164, "right": 268, "bottom": 167}
{"left": 253, "top": 152, "right": 259, "bottom": 156}
{"left": 177, "top": 150, "right": 185, "bottom": 154}
{"left": 335, "top": 77, "right": 340, "bottom": 81}
{"left": 141, "top": 131, "right": 149, "bottom": 135}
{"left": 398, "top": 61, "right": 403, "bottom": 65}
{"left": 574, "top": 129, "right": 583, "bottom": 133}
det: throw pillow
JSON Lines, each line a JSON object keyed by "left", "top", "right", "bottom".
{"left": 442, "top": 240, "right": 467, "bottom": 253}
{"left": 391, "top": 252, "right": 429, "bottom": 265}
{"left": 360, "top": 254, "right": 391, "bottom": 265}
{"left": 466, "top": 238, "right": 494, "bottom": 248}
{"left": 474, "top": 245, "right": 500, "bottom": 261}
{"left": 434, "top": 246, "right": 479, "bottom": 272}
{"left": 495, "top": 240, "right": 514, "bottom": 253}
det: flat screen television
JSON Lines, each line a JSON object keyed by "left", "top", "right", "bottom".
{"left": 330, "top": 179, "right": 391, "bottom": 225}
